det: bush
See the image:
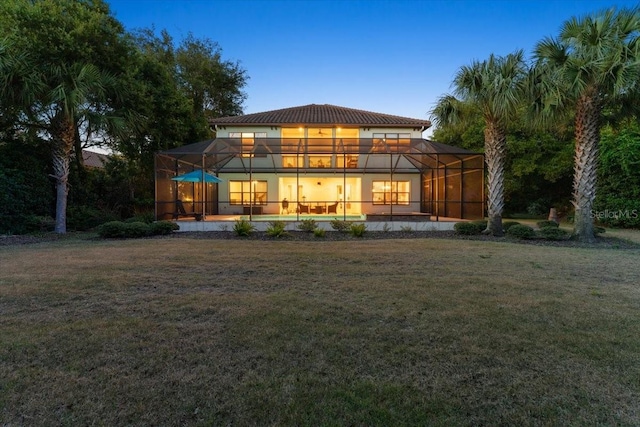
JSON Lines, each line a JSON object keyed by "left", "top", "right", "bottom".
{"left": 471, "top": 220, "right": 488, "bottom": 229}
{"left": 537, "top": 220, "right": 559, "bottom": 229}
{"left": 266, "top": 221, "right": 288, "bottom": 238}
{"left": 537, "top": 226, "right": 569, "bottom": 241}
{"left": 125, "top": 212, "right": 154, "bottom": 224}
{"left": 67, "top": 206, "right": 119, "bottom": 231}
{"left": 454, "top": 222, "right": 484, "bottom": 235}
{"left": 23, "top": 215, "right": 55, "bottom": 233}
{"left": 350, "top": 223, "right": 367, "bottom": 237}
{"left": 506, "top": 224, "right": 535, "bottom": 239}
{"left": 330, "top": 219, "right": 351, "bottom": 232}
{"left": 313, "top": 228, "right": 326, "bottom": 238}
{"left": 297, "top": 219, "right": 317, "bottom": 233}
{"left": 502, "top": 221, "right": 521, "bottom": 231}
{"left": 98, "top": 221, "right": 150, "bottom": 238}
{"left": 149, "top": 221, "right": 180, "bottom": 235}
{"left": 233, "top": 219, "right": 255, "bottom": 236}
{"left": 592, "top": 197, "right": 640, "bottom": 228}
{"left": 125, "top": 222, "right": 152, "bottom": 238}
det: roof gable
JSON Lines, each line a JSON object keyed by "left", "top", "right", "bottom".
{"left": 209, "top": 104, "right": 431, "bottom": 128}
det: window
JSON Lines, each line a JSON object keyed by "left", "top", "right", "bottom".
{"left": 372, "top": 133, "right": 411, "bottom": 153}
{"left": 372, "top": 181, "right": 410, "bottom": 205}
{"left": 229, "top": 132, "right": 267, "bottom": 157}
{"left": 229, "top": 180, "right": 267, "bottom": 205}
{"left": 281, "top": 128, "right": 304, "bottom": 167}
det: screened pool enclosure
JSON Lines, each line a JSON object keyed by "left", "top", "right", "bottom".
{"left": 155, "top": 137, "right": 485, "bottom": 221}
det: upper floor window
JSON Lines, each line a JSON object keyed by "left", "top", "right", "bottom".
{"left": 229, "top": 132, "right": 267, "bottom": 157}
{"left": 372, "top": 133, "right": 411, "bottom": 153}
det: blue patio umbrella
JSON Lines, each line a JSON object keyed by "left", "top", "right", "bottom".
{"left": 171, "top": 170, "right": 222, "bottom": 220}
{"left": 171, "top": 169, "right": 223, "bottom": 183}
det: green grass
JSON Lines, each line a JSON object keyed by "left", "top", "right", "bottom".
{"left": 1, "top": 236, "right": 639, "bottom": 425}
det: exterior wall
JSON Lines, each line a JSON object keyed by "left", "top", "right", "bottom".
{"left": 215, "top": 126, "right": 424, "bottom": 139}
{"left": 212, "top": 125, "right": 425, "bottom": 216}
{"left": 358, "top": 127, "right": 424, "bottom": 138}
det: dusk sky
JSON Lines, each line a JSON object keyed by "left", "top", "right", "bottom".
{"left": 107, "top": 0, "right": 639, "bottom": 136}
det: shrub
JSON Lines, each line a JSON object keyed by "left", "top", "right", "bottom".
{"left": 502, "top": 221, "right": 521, "bottom": 231}
{"left": 454, "top": 222, "right": 484, "bottom": 235}
{"left": 382, "top": 223, "right": 392, "bottom": 233}
{"left": 23, "top": 215, "right": 56, "bottom": 233}
{"left": 471, "top": 220, "right": 488, "bottom": 229}
{"left": 400, "top": 225, "right": 413, "bottom": 232}
{"left": 233, "top": 219, "right": 255, "bottom": 236}
{"left": 537, "top": 220, "right": 559, "bottom": 229}
{"left": 98, "top": 221, "right": 128, "bottom": 238}
{"left": 98, "top": 221, "right": 150, "bottom": 238}
{"left": 537, "top": 226, "right": 569, "bottom": 241}
{"left": 67, "top": 205, "right": 118, "bottom": 231}
{"left": 350, "top": 223, "right": 367, "bottom": 237}
{"left": 297, "top": 219, "right": 317, "bottom": 233}
{"left": 506, "top": 224, "right": 535, "bottom": 239}
{"left": 125, "top": 222, "right": 152, "bottom": 238}
{"left": 330, "top": 219, "right": 351, "bottom": 232}
{"left": 125, "top": 212, "right": 154, "bottom": 224}
{"left": 313, "top": 228, "right": 326, "bottom": 238}
{"left": 266, "top": 221, "right": 288, "bottom": 238}
{"left": 149, "top": 221, "right": 180, "bottom": 235}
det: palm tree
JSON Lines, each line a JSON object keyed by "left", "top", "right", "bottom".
{"left": 431, "top": 51, "right": 528, "bottom": 236}
{"left": 533, "top": 7, "right": 640, "bottom": 242}
{"left": 1, "top": 44, "right": 114, "bottom": 233}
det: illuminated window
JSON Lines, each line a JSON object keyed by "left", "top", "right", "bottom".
{"left": 229, "top": 180, "right": 267, "bottom": 205}
{"left": 372, "top": 181, "right": 410, "bottom": 205}
{"left": 281, "top": 128, "right": 304, "bottom": 167}
{"left": 372, "top": 133, "right": 411, "bottom": 153}
{"left": 229, "top": 132, "right": 267, "bottom": 157}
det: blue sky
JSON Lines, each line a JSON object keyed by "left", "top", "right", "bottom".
{"left": 106, "top": 0, "right": 639, "bottom": 135}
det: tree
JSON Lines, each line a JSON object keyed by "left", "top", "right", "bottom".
{"left": 430, "top": 51, "right": 528, "bottom": 236}
{"left": 532, "top": 7, "right": 640, "bottom": 241}
{"left": 176, "top": 33, "right": 248, "bottom": 121}
{"left": 0, "top": 0, "right": 130, "bottom": 233}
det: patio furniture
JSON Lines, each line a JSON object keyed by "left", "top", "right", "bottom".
{"left": 173, "top": 200, "right": 203, "bottom": 221}
{"left": 327, "top": 202, "right": 338, "bottom": 214}
{"left": 298, "top": 203, "right": 310, "bottom": 214}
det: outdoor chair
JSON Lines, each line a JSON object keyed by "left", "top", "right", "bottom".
{"left": 173, "top": 199, "right": 203, "bottom": 221}
{"left": 298, "top": 203, "right": 310, "bottom": 214}
{"left": 327, "top": 202, "right": 338, "bottom": 214}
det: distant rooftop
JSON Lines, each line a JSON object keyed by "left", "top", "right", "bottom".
{"left": 82, "top": 150, "right": 109, "bottom": 168}
{"left": 209, "top": 104, "right": 431, "bottom": 128}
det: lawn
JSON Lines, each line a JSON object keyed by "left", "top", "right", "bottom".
{"left": 1, "top": 234, "right": 639, "bottom": 425}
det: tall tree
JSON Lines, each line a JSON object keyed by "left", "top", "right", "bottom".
{"left": 430, "top": 51, "right": 528, "bottom": 236}
{"left": 532, "top": 7, "right": 640, "bottom": 242}
{"left": 176, "top": 33, "right": 248, "bottom": 121}
{"left": 0, "top": 0, "right": 130, "bottom": 233}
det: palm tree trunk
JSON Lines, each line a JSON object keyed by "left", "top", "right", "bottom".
{"left": 484, "top": 121, "right": 506, "bottom": 236}
{"left": 572, "top": 95, "right": 600, "bottom": 242}
{"left": 52, "top": 117, "right": 75, "bottom": 234}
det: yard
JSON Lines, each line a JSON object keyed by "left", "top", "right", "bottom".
{"left": 1, "top": 232, "right": 639, "bottom": 425}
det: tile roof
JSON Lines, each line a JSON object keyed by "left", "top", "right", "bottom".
{"left": 82, "top": 150, "right": 109, "bottom": 168}
{"left": 209, "top": 104, "right": 431, "bottom": 128}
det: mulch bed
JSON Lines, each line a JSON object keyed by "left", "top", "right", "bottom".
{"left": 3, "top": 230, "right": 638, "bottom": 249}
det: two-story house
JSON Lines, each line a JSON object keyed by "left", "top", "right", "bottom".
{"left": 155, "top": 104, "right": 484, "bottom": 222}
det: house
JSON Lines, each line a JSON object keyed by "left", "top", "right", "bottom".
{"left": 82, "top": 150, "right": 109, "bottom": 169}
{"left": 155, "top": 104, "right": 484, "bottom": 221}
